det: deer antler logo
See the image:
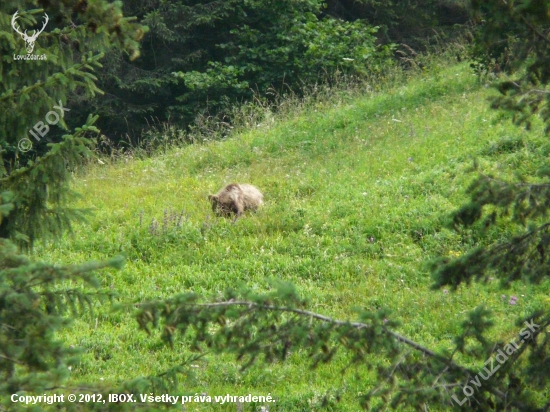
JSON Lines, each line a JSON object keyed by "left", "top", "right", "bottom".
{"left": 11, "top": 11, "right": 49, "bottom": 54}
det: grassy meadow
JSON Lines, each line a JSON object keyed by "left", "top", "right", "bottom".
{"left": 36, "top": 60, "right": 550, "bottom": 410}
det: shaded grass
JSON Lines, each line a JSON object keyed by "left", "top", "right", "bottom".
{"left": 36, "top": 61, "right": 550, "bottom": 410}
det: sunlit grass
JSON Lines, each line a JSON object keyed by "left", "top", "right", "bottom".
{"left": 36, "top": 60, "right": 550, "bottom": 410}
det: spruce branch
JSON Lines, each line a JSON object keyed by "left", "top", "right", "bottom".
{"left": 135, "top": 288, "right": 549, "bottom": 409}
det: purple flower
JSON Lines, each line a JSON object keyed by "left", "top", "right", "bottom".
{"left": 509, "top": 299, "right": 517, "bottom": 305}
{"left": 510, "top": 295, "right": 518, "bottom": 301}
{"left": 408, "top": 157, "right": 413, "bottom": 162}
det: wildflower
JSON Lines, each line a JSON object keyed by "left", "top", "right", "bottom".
{"left": 443, "top": 289, "right": 449, "bottom": 294}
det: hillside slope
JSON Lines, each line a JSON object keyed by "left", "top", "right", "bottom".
{"left": 38, "top": 62, "right": 550, "bottom": 410}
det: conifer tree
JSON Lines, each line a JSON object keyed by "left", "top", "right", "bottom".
{"left": 0, "top": 0, "right": 145, "bottom": 247}
{"left": 0, "top": 1, "right": 179, "bottom": 410}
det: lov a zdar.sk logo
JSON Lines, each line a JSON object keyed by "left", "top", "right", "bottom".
{"left": 11, "top": 10, "right": 49, "bottom": 58}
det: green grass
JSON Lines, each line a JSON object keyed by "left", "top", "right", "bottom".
{"left": 37, "top": 60, "right": 550, "bottom": 410}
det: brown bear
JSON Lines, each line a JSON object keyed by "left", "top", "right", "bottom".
{"left": 208, "top": 183, "right": 263, "bottom": 221}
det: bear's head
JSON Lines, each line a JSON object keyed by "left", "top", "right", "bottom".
{"left": 208, "top": 194, "right": 234, "bottom": 217}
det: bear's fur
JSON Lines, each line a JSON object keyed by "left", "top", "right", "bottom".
{"left": 208, "top": 183, "right": 263, "bottom": 221}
